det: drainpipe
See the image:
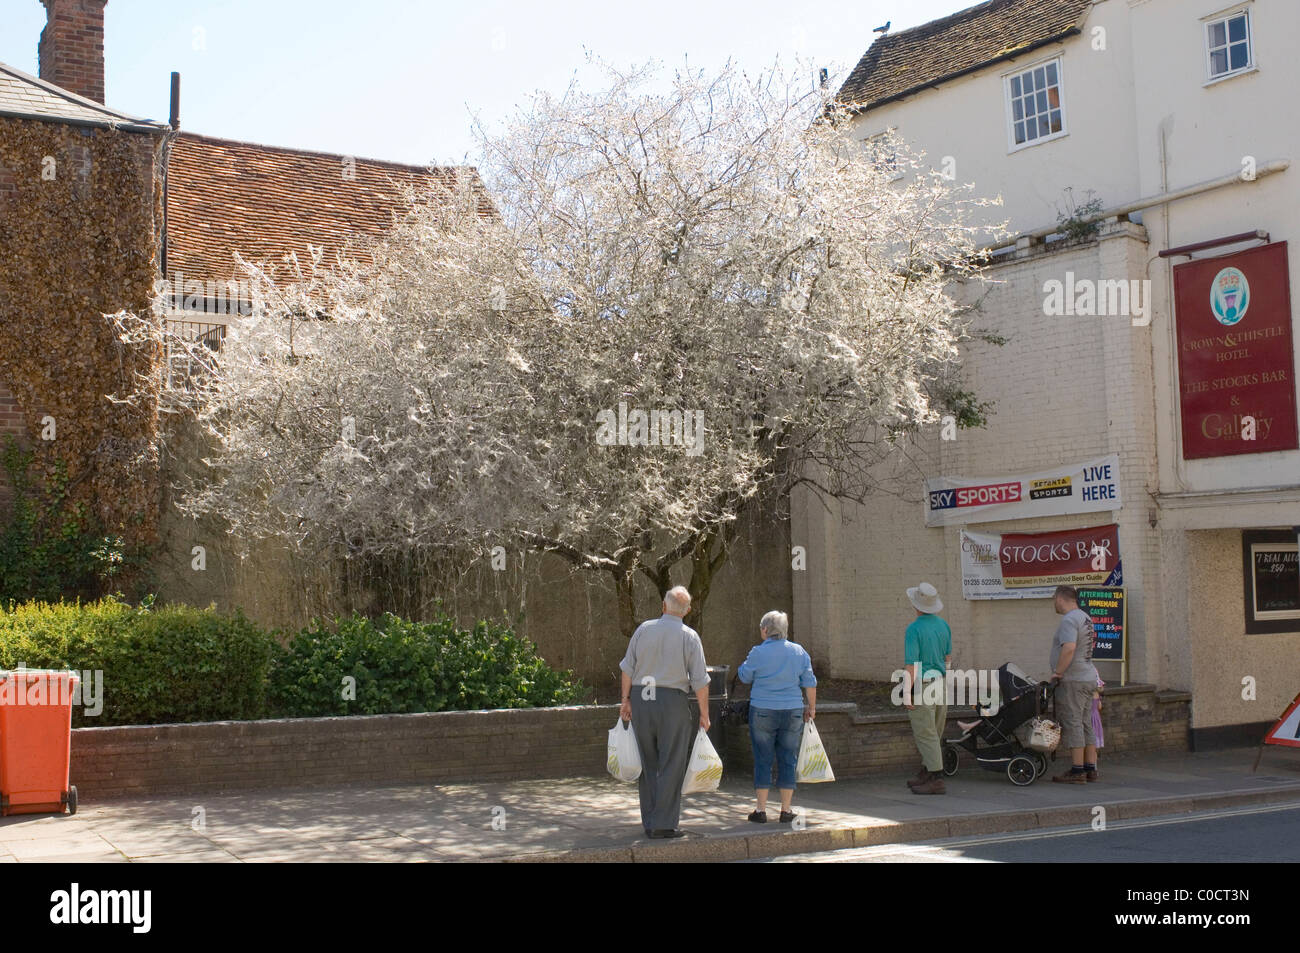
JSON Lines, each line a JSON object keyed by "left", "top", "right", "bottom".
{"left": 1158, "top": 117, "right": 1186, "bottom": 493}
{"left": 160, "top": 72, "right": 180, "bottom": 307}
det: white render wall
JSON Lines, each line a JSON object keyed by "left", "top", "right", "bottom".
{"left": 846, "top": 0, "right": 1141, "bottom": 244}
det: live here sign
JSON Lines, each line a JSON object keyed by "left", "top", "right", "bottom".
{"left": 924, "top": 455, "right": 1122, "bottom": 528}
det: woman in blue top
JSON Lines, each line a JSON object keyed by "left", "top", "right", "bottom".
{"left": 737, "top": 610, "right": 818, "bottom": 824}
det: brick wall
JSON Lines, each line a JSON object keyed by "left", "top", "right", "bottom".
{"left": 69, "top": 684, "right": 1189, "bottom": 798}
{"left": 0, "top": 380, "right": 22, "bottom": 513}
{"left": 71, "top": 706, "right": 614, "bottom": 799}
{"left": 726, "top": 683, "right": 1191, "bottom": 779}
{"left": 0, "top": 162, "right": 16, "bottom": 200}
{"left": 0, "top": 379, "right": 23, "bottom": 439}
{"left": 38, "top": 0, "right": 109, "bottom": 104}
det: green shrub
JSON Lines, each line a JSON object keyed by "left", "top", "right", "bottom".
{"left": 0, "top": 438, "right": 148, "bottom": 604}
{"left": 0, "top": 599, "right": 583, "bottom": 726}
{"left": 1054, "top": 187, "right": 1105, "bottom": 243}
{"left": 269, "top": 611, "right": 584, "bottom": 717}
{"left": 0, "top": 598, "right": 276, "bottom": 727}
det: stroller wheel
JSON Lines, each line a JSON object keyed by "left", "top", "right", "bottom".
{"left": 1007, "top": 755, "right": 1036, "bottom": 786}
{"left": 942, "top": 745, "right": 959, "bottom": 777}
{"left": 1031, "top": 752, "right": 1049, "bottom": 778}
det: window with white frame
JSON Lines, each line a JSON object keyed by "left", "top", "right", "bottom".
{"left": 1206, "top": 8, "right": 1252, "bottom": 79}
{"left": 1006, "top": 59, "right": 1064, "bottom": 149}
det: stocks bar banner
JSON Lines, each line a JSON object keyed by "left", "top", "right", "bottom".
{"left": 1173, "top": 241, "right": 1299, "bottom": 459}
{"left": 961, "top": 523, "right": 1122, "bottom": 600}
{"left": 924, "top": 455, "right": 1121, "bottom": 528}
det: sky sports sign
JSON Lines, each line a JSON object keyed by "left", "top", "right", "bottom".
{"left": 924, "top": 454, "right": 1122, "bottom": 528}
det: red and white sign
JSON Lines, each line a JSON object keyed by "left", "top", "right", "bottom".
{"left": 961, "top": 523, "right": 1122, "bottom": 600}
{"left": 1264, "top": 692, "right": 1300, "bottom": 749}
{"left": 1174, "top": 242, "right": 1299, "bottom": 459}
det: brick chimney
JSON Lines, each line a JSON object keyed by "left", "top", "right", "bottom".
{"left": 38, "top": 0, "right": 108, "bottom": 104}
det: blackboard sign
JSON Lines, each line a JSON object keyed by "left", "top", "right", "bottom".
{"left": 1077, "top": 586, "right": 1125, "bottom": 662}
{"left": 1252, "top": 548, "right": 1299, "bottom": 613}
{"left": 1243, "top": 530, "right": 1300, "bottom": 634}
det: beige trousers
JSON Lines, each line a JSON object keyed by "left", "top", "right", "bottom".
{"left": 908, "top": 690, "right": 948, "bottom": 772}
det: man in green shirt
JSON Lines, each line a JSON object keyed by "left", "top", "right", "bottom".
{"left": 902, "top": 582, "right": 953, "bottom": 795}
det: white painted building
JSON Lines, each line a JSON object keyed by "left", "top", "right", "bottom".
{"left": 798, "top": 0, "right": 1300, "bottom": 746}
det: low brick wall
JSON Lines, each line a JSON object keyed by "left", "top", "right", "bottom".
{"left": 1096, "top": 685, "right": 1192, "bottom": 754}
{"left": 724, "top": 683, "right": 1192, "bottom": 779}
{"left": 70, "top": 684, "right": 1190, "bottom": 798}
{"left": 71, "top": 706, "right": 614, "bottom": 799}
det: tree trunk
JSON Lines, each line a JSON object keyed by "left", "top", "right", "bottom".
{"left": 613, "top": 563, "right": 639, "bottom": 641}
{"left": 684, "top": 529, "right": 718, "bottom": 637}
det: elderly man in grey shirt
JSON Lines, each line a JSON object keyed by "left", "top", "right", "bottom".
{"left": 619, "top": 585, "right": 711, "bottom": 839}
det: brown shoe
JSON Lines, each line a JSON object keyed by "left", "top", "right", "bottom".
{"left": 911, "top": 776, "right": 946, "bottom": 795}
{"left": 1086, "top": 769, "right": 1100, "bottom": 782}
{"left": 1053, "top": 770, "right": 1088, "bottom": 783}
{"left": 906, "top": 767, "right": 930, "bottom": 788}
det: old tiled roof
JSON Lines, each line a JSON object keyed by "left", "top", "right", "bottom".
{"left": 0, "top": 61, "right": 165, "bottom": 132}
{"left": 165, "top": 132, "right": 492, "bottom": 285}
{"left": 834, "top": 0, "right": 1093, "bottom": 114}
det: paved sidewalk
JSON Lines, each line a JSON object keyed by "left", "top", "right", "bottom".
{"left": 2, "top": 747, "right": 1297, "bottom": 862}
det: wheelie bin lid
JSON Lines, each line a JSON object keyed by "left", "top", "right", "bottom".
{"left": 0, "top": 669, "right": 80, "bottom": 682}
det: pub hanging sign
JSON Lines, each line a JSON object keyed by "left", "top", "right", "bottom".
{"left": 1173, "top": 241, "right": 1299, "bottom": 459}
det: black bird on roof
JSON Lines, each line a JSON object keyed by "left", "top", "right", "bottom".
{"left": 873, "top": 21, "right": 890, "bottom": 33}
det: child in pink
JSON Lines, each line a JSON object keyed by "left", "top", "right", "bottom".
{"left": 1091, "top": 677, "right": 1105, "bottom": 750}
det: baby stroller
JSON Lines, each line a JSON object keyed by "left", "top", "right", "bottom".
{"left": 940, "top": 662, "right": 1059, "bottom": 786}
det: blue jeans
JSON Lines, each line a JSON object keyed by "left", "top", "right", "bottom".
{"left": 749, "top": 706, "right": 802, "bottom": 790}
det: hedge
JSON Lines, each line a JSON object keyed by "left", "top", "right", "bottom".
{"left": 0, "top": 599, "right": 274, "bottom": 727}
{"left": 0, "top": 599, "right": 583, "bottom": 726}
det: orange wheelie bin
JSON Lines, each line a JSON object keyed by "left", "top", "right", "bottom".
{"left": 0, "top": 669, "right": 79, "bottom": 816}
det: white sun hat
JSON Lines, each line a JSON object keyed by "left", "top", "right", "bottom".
{"left": 907, "top": 582, "right": 944, "bottom": 614}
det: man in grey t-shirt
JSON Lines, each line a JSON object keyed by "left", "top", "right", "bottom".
{"left": 1048, "top": 585, "right": 1100, "bottom": 783}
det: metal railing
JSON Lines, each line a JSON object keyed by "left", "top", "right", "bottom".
{"left": 166, "top": 319, "right": 228, "bottom": 349}
{"left": 162, "top": 319, "right": 227, "bottom": 410}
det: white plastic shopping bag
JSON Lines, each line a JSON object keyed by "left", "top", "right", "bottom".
{"left": 607, "top": 718, "right": 642, "bottom": 782}
{"left": 796, "top": 721, "right": 835, "bottom": 783}
{"left": 681, "top": 728, "right": 724, "bottom": 795}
